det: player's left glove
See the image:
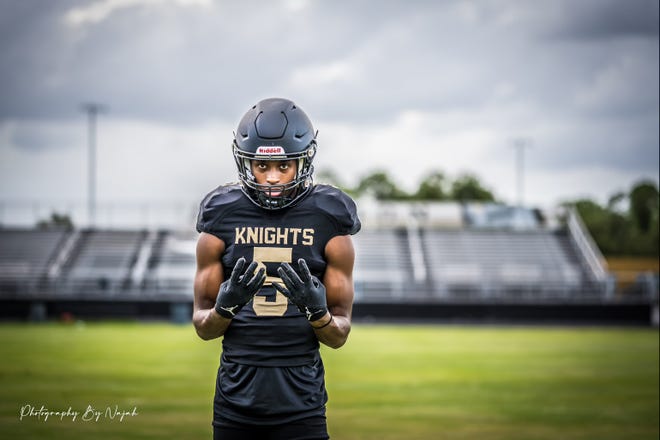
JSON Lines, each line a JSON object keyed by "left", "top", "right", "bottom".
{"left": 215, "top": 258, "right": 265, "bottom": 319}
{"left": 273, "top": 259, "right": 328, "bottom": 322}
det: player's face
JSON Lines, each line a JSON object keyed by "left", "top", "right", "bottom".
{"left": 251, "top": 160, "right": 298, "bottom": 197}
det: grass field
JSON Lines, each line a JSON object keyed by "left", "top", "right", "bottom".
{"left": 0, "top": 322, "right": 657, "bottom": 440}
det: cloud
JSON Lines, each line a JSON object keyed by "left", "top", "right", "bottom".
{"left": 0, "top": 0, "right": 657, "bottom": 215}
{"left": 64, "top": 0, "right": 213, "bottom": 27}
{"left": 0, "top": 117, "right": 234, "bottom": 202}
{"left": 288, "top": 60, "right": 362, "bottom": 90}
{"left": 1, "top": 0, "right": 657, "bottom": 123}
{"left": 7, "top": 119, "right": 81, "bottom": 152}
{"left": 575, "top": 48, "right": 659, "bottom": 116}
{"left": 543, "top": 0, "right": 659, "bottom": 40}
{"left": 0, "top": 120, "right": 86, "bottom": 200}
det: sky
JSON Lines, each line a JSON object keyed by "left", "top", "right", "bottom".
{"left": 0, "top": 0, "right": 658, "bottom": 227}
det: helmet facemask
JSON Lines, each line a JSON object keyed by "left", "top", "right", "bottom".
{"left": 233, "top": 141, "right": 316, "bottom": 210}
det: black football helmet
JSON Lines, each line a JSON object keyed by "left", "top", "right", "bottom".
{"left": 233, "top": 98, "right": 317, "bottom": 210}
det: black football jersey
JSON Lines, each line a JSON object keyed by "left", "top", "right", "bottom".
{"left": 196, "top": 183, "right": 360, "bottom": 424}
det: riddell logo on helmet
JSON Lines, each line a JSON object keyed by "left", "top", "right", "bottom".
{"left": 256, "top": 146, "right": 285, "bottom": 155}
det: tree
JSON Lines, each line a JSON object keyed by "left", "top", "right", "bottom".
{"left": 449, "top": 174, "right": 495, "bottom": 202}
{"left": 37, "top": 212, "right": 74, "bottom": 230}
{"left": 354, "top": 171, "right": 409, "bottom": 200}
{"left": 607, "top": 191, "right": 626, "bottom": 212}
{"left": 629, "top": 181, "right": 659, "bottom": 234}
{"left": 567, "top": 180, "right": 659, "bottom": 257}
{"left": 315, "top": 169, "right": 354, "bottom": 195}
{"left": 414, "top": 171, "right": 448, "bottom": 200}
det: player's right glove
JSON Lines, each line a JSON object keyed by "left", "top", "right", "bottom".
{"left": 215, "top": 257, "right": 266, "bottom": 319}
{"left": 273, "top": 259, "right": 328, "bottom": 322}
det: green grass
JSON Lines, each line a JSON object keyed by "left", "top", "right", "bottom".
{"left": 0, "top": 323, "right": 657, "bottom": 439}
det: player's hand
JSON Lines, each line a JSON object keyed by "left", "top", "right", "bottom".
{"left": 273, "top": 259, "right": 328, "bottom": 321}
{"left": 215, "top": 257, "right": 266, "bottom": 319}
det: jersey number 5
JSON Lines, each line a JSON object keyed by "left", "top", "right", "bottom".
{"left": 252, "top": 247, "right": 290, "bottom": 317}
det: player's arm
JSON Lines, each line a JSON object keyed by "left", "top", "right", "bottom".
{"left": 193, "top": 232, "right": 266, "bottom": 341}
{"left": 314, "top": 234, "right": 355, "bottom": 349}
{"left": 192, "top": 232, "right": 230, "bottom": 340}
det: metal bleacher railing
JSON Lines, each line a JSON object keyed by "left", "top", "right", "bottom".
{"left": 565, "top": 207, "right": 612, "bottom": 292}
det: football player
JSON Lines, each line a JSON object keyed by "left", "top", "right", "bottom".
{"left": 193, "top": 97, "right": 361, "bottom": 440}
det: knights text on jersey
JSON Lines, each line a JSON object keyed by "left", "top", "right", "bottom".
{"left": 196, "top": 183, "right": 360, "bottom": 424}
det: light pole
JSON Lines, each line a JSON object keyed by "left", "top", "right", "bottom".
{"left": 82, "top": 103, "right": 106, "bottom": 227}
{"left": 512, "top": 137, "right": 532, "bottom": 208}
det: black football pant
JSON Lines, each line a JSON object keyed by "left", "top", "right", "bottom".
{"left": 213, "top": 415, "right": 329, "bottom": 440}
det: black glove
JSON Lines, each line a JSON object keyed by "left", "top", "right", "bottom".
{"left": 273, "top": 259, "right": 328, "bottom": 322}
{"left": 215, "top": 257, "right": 266, "bottom": 319}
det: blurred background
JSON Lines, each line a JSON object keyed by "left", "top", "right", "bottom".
{"left": 0, "top": 2, "right": 658, "bottom": 439}
{"left": 0, "top": 0, "right": 657, "bottom": 322}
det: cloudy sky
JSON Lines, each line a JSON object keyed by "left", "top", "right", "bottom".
{"left": 0, "top": 0, "right": 658, "bottom": 226}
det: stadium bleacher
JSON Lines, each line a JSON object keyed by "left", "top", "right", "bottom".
{"left": 56, "top": 229, "right": 146, "bottom": 297}
{"left": 422, "top": 230, "right": 584, "bottom": 300}
{"left": 0, "top": 224, "right": 621, "bottom": 302}
{"left": 143, "top": 230, "right": 197, "bottom": 300}
{"left": 352, "top": 229, "right": 415, "bottom": 302}
{"left": 0, "top": 204, "right": 655, "bottom": 324}
{"left": 0, "top": 228, "right": 68, "bottom": 297}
